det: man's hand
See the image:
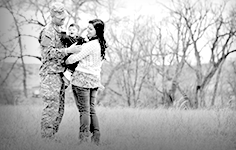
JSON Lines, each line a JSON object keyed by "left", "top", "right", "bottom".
{"left": 66, "top": 43, "right": 81, "bottom": 54}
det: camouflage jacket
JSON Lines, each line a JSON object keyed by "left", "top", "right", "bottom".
{"left": 39, "top": 22, "right": 67, "bottom": 76}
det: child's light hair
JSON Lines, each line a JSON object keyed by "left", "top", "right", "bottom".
{"left": 68, "top": 23, "right": 80, "bottom": 30}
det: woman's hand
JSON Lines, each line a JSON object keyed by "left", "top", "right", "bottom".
{"left": 65, "top": 53, "right": 76, "bottom": 64}
{"left": 65, "top": 57, "right": 70, "bottom": 65}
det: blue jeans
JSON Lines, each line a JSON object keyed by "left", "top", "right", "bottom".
{"left": 72, "top": 85, "right": 100, "bottom": 140}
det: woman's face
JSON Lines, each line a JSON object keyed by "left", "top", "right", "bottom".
{"left": 87, "top": 23, "right": 96, "bottom": 39}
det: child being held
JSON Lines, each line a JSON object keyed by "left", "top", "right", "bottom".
{"left": 60, "top": 23, "right": 87, "bottom": 87}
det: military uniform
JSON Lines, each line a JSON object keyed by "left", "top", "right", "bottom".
{"left": 39, "top": 2, "right": 67, "bottom": 139}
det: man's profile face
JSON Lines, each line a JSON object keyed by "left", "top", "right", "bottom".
{"left": 52, "top": 11, "right": 66, "bottom": 26}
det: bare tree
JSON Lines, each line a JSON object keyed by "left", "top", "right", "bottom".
{"left": 0, "top": 0, "right": 30, "bottom": 97}
{"left": 156, "top": 7, "right": 193, "bottom": 107}
{"left": 102, "top": 16, "right": 159, "bottom": 107}
{"left": 162, "top": 0, "right": 236, "bottom": 108}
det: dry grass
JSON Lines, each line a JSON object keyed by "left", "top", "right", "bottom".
{"left": 0, "top": 105, "right": 236, "bottom": 150}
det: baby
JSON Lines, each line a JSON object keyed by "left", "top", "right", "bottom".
{"left": 61, "top": 23, "right": 87, "bottom": 87}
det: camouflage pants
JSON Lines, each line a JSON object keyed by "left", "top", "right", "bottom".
{"left": 40, "top": 73, "right": 66, "bottom": 139}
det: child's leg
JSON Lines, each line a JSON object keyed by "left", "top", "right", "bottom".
{"left": 62, "top": 62, "right": 79, "bottom": 88}
{"left": 63, "top": 69, "right": 72, "bottom": 81}
{"left": 62, "top": 68, "right": 72, "bottom": 89}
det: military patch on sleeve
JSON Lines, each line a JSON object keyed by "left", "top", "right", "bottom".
{"left": 40, "top": 33, "right": 52, "bottom": 47}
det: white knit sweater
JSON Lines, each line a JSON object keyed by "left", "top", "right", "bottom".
{"left": 66, "top": 39, "right": 103, "bottom": 77}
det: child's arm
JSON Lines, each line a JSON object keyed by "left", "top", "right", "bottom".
{"left": 76, "top": 37, "right": 87, "bottom": 45}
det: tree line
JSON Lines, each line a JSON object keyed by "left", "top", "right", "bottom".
{"left": 0, "top": 0, "right": 236, "bottom": 109}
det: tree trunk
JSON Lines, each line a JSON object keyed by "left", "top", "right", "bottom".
{"left": 193, "top": 86, "right": 200, "bottom": 109}
{"left": 12, "top": 9, "right": 28, "bottom": 97}
{"left": 211, "top": 60, "right": 224, "bottom": 106}
{"left": 97, "top": 65, "right": 119, "bottom": 105}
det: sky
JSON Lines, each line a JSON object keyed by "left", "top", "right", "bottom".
{"left": 0, "top": 0, "right": 235, "bottom": 64}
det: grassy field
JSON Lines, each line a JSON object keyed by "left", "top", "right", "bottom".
{"left": 0, "top": 104, "right": 235, "bottom": 150}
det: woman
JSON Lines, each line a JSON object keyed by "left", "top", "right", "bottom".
{"left": 66, "top": 19, "right": 107, "bottom": 145}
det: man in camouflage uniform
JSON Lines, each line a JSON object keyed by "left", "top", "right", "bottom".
{"left": 39, "top": 2, "right": 79, "bottom": 140}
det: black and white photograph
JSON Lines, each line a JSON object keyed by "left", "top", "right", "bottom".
{"left": 0, "top": 0, "right": 236, "bottom": 149}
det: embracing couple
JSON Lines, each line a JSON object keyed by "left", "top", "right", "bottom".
{"left": 38, "top": 2, "right": 107, "bottom": 145}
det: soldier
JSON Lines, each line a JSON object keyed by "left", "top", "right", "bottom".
{"left": 38, "top": 2, "right": 80, "bottom": 141}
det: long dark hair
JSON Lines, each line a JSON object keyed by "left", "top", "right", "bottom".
{"left": 89, "top": 19, "right": 107, "bottom": 60}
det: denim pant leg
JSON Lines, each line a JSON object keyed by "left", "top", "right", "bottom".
{"left": 90, "top": 88, "right": 100, "bottom": 144}
{"left": 72, "top": 86, "right": 90, "bottom": 135}
{"left": 90, "top": 88, "right": 100, "bottom": 134}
